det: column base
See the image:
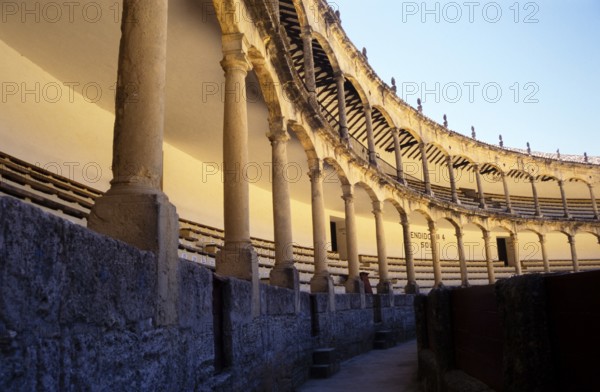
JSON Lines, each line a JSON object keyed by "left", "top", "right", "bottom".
{"left": 404, "top": 281, "right": 420, "bottom": 295}
{"left": 310, "top": 271, "right": 335, "bottom": 311}
{"left": 345, "top": 276, "right": 364, "bottom": 294}
{"left": 376, "top": 281, "right": 394, "bottom": 295}
{"left": 310, "top": 271, "right": 334, "bottom": 293}
{"left": 88, "top": 189, "right": 180, "bottom": 326}
{"left": 270, "top": 264, "right": 299, "bottom": 292}
{"left": 216, "top": 242, "right": 258, "bottom": 282}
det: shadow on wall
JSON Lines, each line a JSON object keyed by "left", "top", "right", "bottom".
{"left": 0, "top": 196, "right": 416, "bottom": 391}
{"left": 415, "top": 271, "right": 600, "bottom": 392}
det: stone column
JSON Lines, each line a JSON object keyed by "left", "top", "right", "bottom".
{"left": 558, "top": 180, "right": 571, "bottom": 218}
{"left": 446, "top": 155, "right": 459, "bottom": 204}
{"left": 270, "top": 0, "right": 280, "bottom": 20}
{"left": 88, "top": 0, "right": 179, "bottom": 326}
{"left": 474, "top": 164, "right": 487, "bottom": 209}
{"left": 342, "top": 184, "right": 362, "bottom": 293}
{"left": 511, "top": 233, "right": 522, "bottom": 275}
{"left": 216, "top": 34, "right": 259, "bottom": 285}
{"left": 302, "top": 27, "right": 317, "bottom": 104}
{"left": 455, "top": 227, "right": 469, "bottom": 287}
{"left": 538, "top": 234, "right": 550, "bottom": 273}
{"left": 391, "top": 128, "right": 405, "bottom": 184}
{"left": 309, "top": 158, "right": 334, "bottom": 293}
{"left": 268, "top": 121, "right": 299, "bottom": 290}
{"left": 364, "top": 105, "right": 378, "bottom": 167}
{"left": 428, "top": 221, "right": 442, "bottom": 286}
{"left": 373, "top": 201, "right": 392, "bottom": 293}
{"left": 419, "top": 142, "right": 433, "bottom": 195}
{"left": 501, "top": 172, "right": 513, "bottom": 213}
{"left": 589, "top": 183, "right": 599, "bottom": 219}
{"left": 530, "top": 176, "right": 542, "bottom": 217}
{"left": 483, "top": 230, "right": 496, "bottom": 284}
{"left": 401, "top": 215, "right": 419, "bottom": 294}
{"left": 568, "top": 234, "right": 579, "bottom": 272}
{"left": 335, "top": 72, "right": 349, "bottom": 144}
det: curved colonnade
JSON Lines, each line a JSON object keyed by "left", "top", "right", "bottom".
{"left": 2, "top": 0, "right": 598, "bottom": 297}
{"left": 196, "top": 0, "right": 600, "bottom": 293}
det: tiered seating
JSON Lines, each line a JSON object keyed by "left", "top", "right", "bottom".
{"left": 1, "top": 150, "right": 599, "bottom": 295}
{"left": 0, "top": 151, "right": 101, "bottom": 224}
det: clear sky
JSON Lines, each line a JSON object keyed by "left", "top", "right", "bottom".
{"left": 332, "top": 0, "right": 600, "bottom": 156}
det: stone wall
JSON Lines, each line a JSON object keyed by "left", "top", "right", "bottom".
{"left": 0, "top": 197, "right": 416, "bottom": 391}
{"left": 415, "top": 272, "right": 600, "bottom": 392}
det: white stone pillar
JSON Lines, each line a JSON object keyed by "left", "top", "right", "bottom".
{"left": 512, "top": 233, "right": 522, "bottom": 275}
{"left": 455, "top": 227, "right": 469, "bottom": 287}
{"left": 373, "top": 201, "right": 392, "bottom": 293}
{"left": 530, "top": 177, "right": 542, "bottom": 217}
{"left": 309, "top": 158, "right": 334, "bottom": 293}
{"left": 501, "top": 172, "right": 513, "bottom": 213}
{"left": 268, "top": 121, "right": 299, "bottom": 290}
{"left": 483, "top": 230, "right": 496, "bottom": 284}
{"left": 88, "top": 0, "right": 179, "bottom": 326}
{"left": 539, "top": 234, "right": 550, "bottom": 273}
{"left": 302, "top": 27, "right": 317, "bottom": 104}
{"left": 429, "top": 221, "right": 442, "bottom": 286}
{"left": 342, "top": 184, "right": 362, "bottom": 293}
{"left": 568, "top": 234, "right": 579, "bottom": 272}
{"left": 391, "top": 128, "right": 405, "bottom": 184}
{"left": 419, "top": 143, "right": 433, "bottom": 195}
{"left": 589, "top": 183, "right": 599, "bottom": 219}
{"left": 401, "top": 215, "right": 419, "bottom": 294}
{"left": 216, "top": 34, "right": 259, "bottom": 284}
{"left": 364, "top": 106, "right": 378, "bottom": 167}
{"left": 474, "top": 164, "right": 487, "bottom": 209}
{"left": 335, "top": 72, "right": 349, "bottom": 144}
{"left": 559, "top": 180, "right": 571, "bottom": 218}
{"left": 447, "top": 155, "right": 459, "bottom": 204}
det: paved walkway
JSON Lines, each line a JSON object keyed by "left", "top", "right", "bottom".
{"left": 298, "top": 340, "right": 421, "bottom": 392}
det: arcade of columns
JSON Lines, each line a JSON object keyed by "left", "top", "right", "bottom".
{"left": 88, "top": 0, "right": 600, "bottom": 317}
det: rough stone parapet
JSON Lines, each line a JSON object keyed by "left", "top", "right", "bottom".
{"left": 0, "top": 197, "right": 416, "bottom": 391}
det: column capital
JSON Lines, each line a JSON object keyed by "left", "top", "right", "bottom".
{"left": 220, "top": 54, "right": 251, "bottom": 73}
{"left": 482, "top": 229, "right": 491, "bottom": 240}
{"left": 455, "top": 229, "right": 464, "bottom": 239}
{"left": 511, "top": 232, "right": 519, "bottom": 242}
{"left": 372, "top": 200, "right": 383, "bottom": 215}
{"left": 567, "top": 234, "right": 576, "bottom": 244}
{"left": 341, "top": 183, "right": 354, "bottom": 198}
{"left": 538, "top": 233, "right": 547, "bottom": 243}
{"left": 558, "top": 179, "right": 565, "bottom": 187}
{"left": 221, "top": 34, "right": 251, "bottom": 72}
{"left": 428, "top": 220, "right": 437, "bottom": 233}
{"left": 391, "top": 127, "right": 400, "bottom": 136}
{"left": 308, "top": 158, "right": 324, "bottom": 182}
{"left": 301, "top": 25, "right": 313, "bottom": 37}
{"left": 364, "top": 104, "right": 373, "bottom": 114}
{"left": 400, "top": 214, "right": 409, "bottom": 226}
{"left": 267, "top": 129, "right": 290, "bottom": 144}
{"left": 334, "top": 70, "right": 345, "bottom": 81}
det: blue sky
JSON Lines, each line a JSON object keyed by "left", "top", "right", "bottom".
{"left": 332, "top": 1, "right": 600, "bottom": 155}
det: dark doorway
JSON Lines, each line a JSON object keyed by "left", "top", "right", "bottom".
{"left": 330, "top": 221, "right": 338, "bottom": 252}
{"left": 497, "top": 237, "right": 508, "bottom": 266}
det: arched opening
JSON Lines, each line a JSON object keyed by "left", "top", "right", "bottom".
{"left": 462, "top": 223, "right": 491, "bottom": 285}
{"left": 545, "top": 231, "right": 573, "bottom": 272}
{"left": 489, "top": 226, "right": 517, "bottom": 279}
{"left": 564, "top": 178, "right": 597, "bottom": 219}
{"left": 574, "top": 232, "right": 600, "bottom": 271}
